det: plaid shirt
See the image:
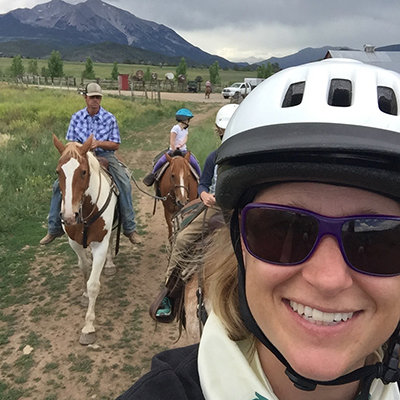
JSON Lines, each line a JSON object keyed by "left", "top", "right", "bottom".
{"left": 66, "top": 106, "right": 121, "bottom": 153}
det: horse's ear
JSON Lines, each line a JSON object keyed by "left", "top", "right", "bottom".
{"left": 165, "top": 152, "right": 172, "bottom": 163}
{"left": 53, "top": 133, "right": 65, "bottom": 154}
{"left": 184, "top": 151, "right": 191, "bottom": 161}
{"left": 79, "top": 135, "right": 93, "bottom": 155}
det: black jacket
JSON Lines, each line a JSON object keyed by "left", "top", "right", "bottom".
{"left": 116, "top": 344, "right": 205, "bottom": 400}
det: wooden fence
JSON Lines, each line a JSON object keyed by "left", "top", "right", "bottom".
{"left": 12, "top": 75, "right": 222, "bottom": 94}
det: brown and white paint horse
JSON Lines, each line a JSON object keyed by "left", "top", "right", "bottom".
{"left": 53, "top": 134, "right": 118, "bottom": 345}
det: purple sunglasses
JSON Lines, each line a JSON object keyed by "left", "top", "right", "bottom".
{"left": 240, "top": 203, "right": 400, "bottom": 277}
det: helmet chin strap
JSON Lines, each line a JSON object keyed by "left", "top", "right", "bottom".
{"left": 230, "top": 210, "right": 400, "bottom": 400}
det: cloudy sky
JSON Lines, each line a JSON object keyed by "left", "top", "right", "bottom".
{"left": 0, "top": 0, "right": 399, "bottom": 62}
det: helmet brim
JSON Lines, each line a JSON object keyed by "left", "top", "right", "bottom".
{"left": 216, "top": 122, "right": 400, "bottom": 209}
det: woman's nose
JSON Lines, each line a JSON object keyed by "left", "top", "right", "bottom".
{"left": 301, "top": 236, "right": 354, "bottom": 295}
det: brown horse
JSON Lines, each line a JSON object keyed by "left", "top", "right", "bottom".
{"left": 53, "top": 134, "right": 119, "bottom": 345}
{"left": 205, "top": 85, "right": 212, "bottom": 99}
{"left": 158, "top": 151, "right": 198, "bottom": 239}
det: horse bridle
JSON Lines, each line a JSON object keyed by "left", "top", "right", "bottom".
{"left": 166, "top": 180, "right": 190, "bottom": 205}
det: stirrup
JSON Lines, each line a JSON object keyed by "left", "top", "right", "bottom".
{"left": 156, "top": 296, "right": 172, "bottom": 317}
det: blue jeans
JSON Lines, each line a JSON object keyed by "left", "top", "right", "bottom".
{"left": 47, "top": 152, "right": 136, "bottom": 235}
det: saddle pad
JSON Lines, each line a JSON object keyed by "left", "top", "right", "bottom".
{"left": 171, "top": 198, "right": 206, "bottom": 239}
{"left": 188, "top": 164, "right": 200, "bottom": 182}
{"left": 154, "top": 161, "right": 170, "bottom": 182}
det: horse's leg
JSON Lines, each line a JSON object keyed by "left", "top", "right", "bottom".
{"left": 79, "top": 239, "right": 108, "bottom": 345}
{"left": 164, "top": 208, "right": 173, "bottom": 240}
{"left": 184, "top": 275, "right": 201, "bottom": 342}
{"left": 68, "top": 239, "right": 92, "bottom": 307}
{"left": 103, "top": 229, "right": 116, "bottom": 276}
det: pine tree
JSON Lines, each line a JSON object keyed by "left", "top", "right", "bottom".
{"left": 111, "top": 61, "right": 119, "bottom": 80}
{"left": 48, "top": 50, "right": 64, "bottom": 82}
{"left": 176, "top": 57, "right": 187, "bottom": 78}
{"left": 28, "top": 59, "right": 38, "bottom": 76}
{"left": 10, "top": 55, "right": 24, "bottom": 78}
{"left": 82, "top": 57, "right": 96, "bottom": 79}
{"left": 209, "top": 61, "right": 221, "bottom": 84}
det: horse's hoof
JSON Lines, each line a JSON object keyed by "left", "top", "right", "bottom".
{"left": 79, "top": 332, "right": 96, "bottom": 345}
{"left": 103, "top": 266, "right": 116, "bottom": 276}
{"left": 81, "top": 294, "right": 89, "bottom": 307}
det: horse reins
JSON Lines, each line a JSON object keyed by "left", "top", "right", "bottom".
{"left": 79, "top": 168, "right": 103, "bottom": 223}
{"left": 196, "top": 206, "right": 209, "bottom": 336}
{"left": 81, "top": 181, "right": 117, "bottom": 249}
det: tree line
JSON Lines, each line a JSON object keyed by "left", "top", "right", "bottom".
{"left": 8, "top": 51, "right": 109, "bottom": 82}
{"left": 7, "top": 50, "right": 280, "bottom": 85}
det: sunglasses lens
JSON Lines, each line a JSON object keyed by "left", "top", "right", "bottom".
{"left": 342, "top": 219, "right": 400, "bottom": 276}
{"left": 244, "top": 208, "right": 319, "bottom": 264}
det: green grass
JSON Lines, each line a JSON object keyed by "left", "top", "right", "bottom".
{"left": 67, "top": 354, "right": 93, "bottom": 373}
{"left": 0, "top": 57, "right": 257, "bottom": 88}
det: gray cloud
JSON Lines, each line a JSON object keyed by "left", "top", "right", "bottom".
{"left": 1, "top": 0, "right": 400, "bottom": 62}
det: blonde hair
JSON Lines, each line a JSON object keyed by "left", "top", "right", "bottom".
{"left": 204, "top": 225, "right": 252, "bottom": 341}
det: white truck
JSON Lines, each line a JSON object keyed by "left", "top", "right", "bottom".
{"left": 221, "top": 82, "right": 252, "bottom": 99}
{"left": 244, "top": 77, "right": 265, "bottom": 89}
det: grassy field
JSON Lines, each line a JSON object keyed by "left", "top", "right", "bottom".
{"left": 0, "top": 57, "right": 257, "bottom": 87}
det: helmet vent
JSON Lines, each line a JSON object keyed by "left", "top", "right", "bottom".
{"left": 378, "top": 86, "right": 398, "bottom": 115}
{"left": 328, "top": 79, "right": 352, "bottom": 107}
{"left": 282, "top": 82, "right": 305, "bottom": 108}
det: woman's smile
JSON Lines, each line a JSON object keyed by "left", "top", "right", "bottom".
{"left": 288, "top": 299, "right": 356, "bottom": 326}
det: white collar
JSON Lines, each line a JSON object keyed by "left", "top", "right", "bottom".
{"left": 198, "top": 311, "right": 399, "bottom": 400}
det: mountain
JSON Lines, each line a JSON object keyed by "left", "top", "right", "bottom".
{"left": 0, "top": 39, "right": 206, "bottom": 66}
{"left": 257, "top": 46, "right": 355, "bottom": 69}
{"left": 0, "top": 0, "right": 238, "bottom": 68}
{"left": 376, "top": 44, "right": 400, "bottom": 52}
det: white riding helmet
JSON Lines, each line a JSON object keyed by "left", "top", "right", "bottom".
{"left": 215, "top": 104, "right": 239, "bottom": 130}
{"left": 217, "top": 58, "right": 400, "bottom": 210}
{"left": 216, "top": 58, "right": 400, "bottom": 398}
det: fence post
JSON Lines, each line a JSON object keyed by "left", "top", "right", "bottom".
{"left": 130, "top": 82, "right": 134, "bottom": 101}
{"left": 157, "top": 80, "right": 161, "bottom": 104}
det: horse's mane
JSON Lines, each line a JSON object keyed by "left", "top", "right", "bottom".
{"left": 62, "top": 142, "right": 85, "bottom": 162}
{"left": 61, "top": 142, "right": 100, "bottom": 174}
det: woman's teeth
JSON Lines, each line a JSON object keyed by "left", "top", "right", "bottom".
{"left": 290, "top": 300, "right": 354, "bottom": 326}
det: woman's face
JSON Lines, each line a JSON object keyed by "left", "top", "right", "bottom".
{"left": 242, "top": 182, "right": 400, "bottom": 381}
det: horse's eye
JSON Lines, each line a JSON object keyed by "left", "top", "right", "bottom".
{"left": 81, "top": 170, "right": 87, "bottom": 177}
{"left": 171, "top": 174, "right": 175, "bottom": 179}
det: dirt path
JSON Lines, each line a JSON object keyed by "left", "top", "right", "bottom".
{"left": 1, "top": 105, "right": 218, "bottom": 400}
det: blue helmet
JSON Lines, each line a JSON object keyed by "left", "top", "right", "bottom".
{"left": 176, "top": 108, "right": 194, "bottom": 121}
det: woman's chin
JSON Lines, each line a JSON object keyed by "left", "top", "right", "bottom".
{"left": 288, "top": 357, "right": 350, "bottom": 383}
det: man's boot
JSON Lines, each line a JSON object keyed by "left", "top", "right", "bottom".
{"left": 39, "top": 231, "right": 65, "bottom": 245}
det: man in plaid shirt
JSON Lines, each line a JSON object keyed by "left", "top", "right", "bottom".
{"left": 40, "top": 83, "right": 141, "bottom": 245}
